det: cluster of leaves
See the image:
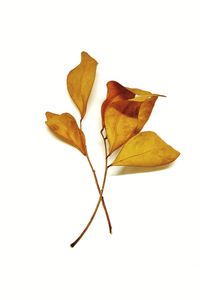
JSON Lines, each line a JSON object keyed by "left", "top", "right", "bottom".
{"left": 46, "top": 52, "right": 180, "bottom": 247}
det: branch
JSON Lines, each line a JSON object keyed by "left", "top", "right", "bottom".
{"left": 70, "top": 129, "right": 111, "bottom": 247}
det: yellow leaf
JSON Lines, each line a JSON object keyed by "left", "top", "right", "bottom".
{"left": 104, "top": 105, "right": 138, "bottom": 153}
{"left": 136, "top": 95, "right": 158, "bottom": 132}
{"left": 102, "top": 81, "right": 162, "bottom": 154}
{"left": 112, "top": 131, "right": 180, "bottom": 167}
{"left": 128, "top": 88, "right": 152, "bottom": 96}
{"left": 45, "top": 112, "right": 87, "bottom": 155}
{"left": 67, "top": 51, "right": 98, "bottom": 119}
{"left": 128, "top": 87, "right": 165, "bottom": 98}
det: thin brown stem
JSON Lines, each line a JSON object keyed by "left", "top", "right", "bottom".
{"left": 80, "top": 118, "right": 83, "bottom": 130}
{"left": 100, "top": 129, "right": 111, "bottom": 233}
{"left": 80, "top": 121, "right": 111, "bottom": 231}
{"left": 85, "top": 152, "right": 112, "bottom": 232}
{"left": 100, "top": 129, "right": 109, "bottom": 194}
{"left": 70, "top": 129, "right": 111, "bottom": 247}
{"left": 70, "top": 196, "right": 102, "bottom": 247}
{"left": 70, "top": 168, "right": 110, "bottom": 248}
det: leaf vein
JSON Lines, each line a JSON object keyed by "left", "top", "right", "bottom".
{"left": 114, "top": 149, "right": 153, "bottom": 164}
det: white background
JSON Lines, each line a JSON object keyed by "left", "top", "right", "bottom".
{"left": 0, "top": 0, "right": 200, "bottom": 299}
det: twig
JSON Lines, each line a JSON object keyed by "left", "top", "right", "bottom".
{"left": 70, "top": 128, "right": 111, "bottom": 247}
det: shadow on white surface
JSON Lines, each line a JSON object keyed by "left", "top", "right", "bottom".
{"left": 111, "top": 162, "right": 176, "bottom": 175}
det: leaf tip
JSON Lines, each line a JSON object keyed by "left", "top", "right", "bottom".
{"left": 45, "top": 112, "right": 56, "bottom": 124}
{"left": 175, "top": 149, "right": 181, "bottom": 159}
{"left": 81, "top": 51, "right": 98, "bottom": 64}
{"left": 81, "top": 51, "right": 89, "bottom": 59}
{"left": 45, "top": 111, "right": 50, "bottom": 118}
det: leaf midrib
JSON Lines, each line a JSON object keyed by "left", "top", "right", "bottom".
{"left": 114, "top": 149, "right": 153, "bottom": 164}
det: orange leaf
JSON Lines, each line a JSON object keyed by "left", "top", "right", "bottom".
{"left": 102, "top": 81, "right": 163, "bottom": 154}
{"left": 112, "top": 131, "right": 180, "bottom": 167}
{"left": 101, "top": 81, "right": 135, "bottom": 126}
{"left": 67, "top": 51, "right": 97, "bottom": 119}
{"left": 45, "top": 112, "right": 87, "bottom": 155}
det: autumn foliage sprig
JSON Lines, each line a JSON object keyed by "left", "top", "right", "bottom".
{"left": 45, "top": 52, "right": 180, "bottom": 247}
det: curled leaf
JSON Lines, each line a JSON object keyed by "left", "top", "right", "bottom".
{"left": 101, "top": 81, "right": 134, "bottom": 125}
{"left": 128, "top": 88, "right": 156, "bottom": 96}
{"left": 102, "top": 81, "right": 163, "bottom": 154}
{"left": 45, "top": 112, "right": 87, "bottom": 155}
{"left": 67, "top": 51, "right": 98, "bottom": 119}
{"left": 112, "top": 131, "right": 180, "bottom": 167}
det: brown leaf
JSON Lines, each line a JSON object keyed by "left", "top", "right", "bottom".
{"left": 101, "top": 81, "right": 135, "bottom": 126}
{"left": 102, "top": 81, "right": 162, "bottom": 154}
{"left": 45, "top": 112, "right": 87, "bottom": 155}
{"left": 67, "top": 51, "right": 98, "bottom": 119}
{"left": 112, "top": 131, "right": 180, "bottom": 167}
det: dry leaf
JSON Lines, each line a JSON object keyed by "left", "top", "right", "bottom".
{"left": 128, "top": 88, "right": 155, "bottom": 96}
{"left": 46, "top": 52, "right": 180, "bottom": 247}
{"left": 45, "top": 112, "right": 87, "bottom": 155}
{"left": 112, "top": 131, "right": 180, "bottom": 167}
{"left": 67, "top": 51, "right": 98, "bottom": 119}
{"left": 104, "top": 104, "right": 138, "bottom": 154}
{"left": 102, "top": 81, "right": 162, "bottom": 154}
{"left": 101, "top": 81, "right": 135, "bottom": 126}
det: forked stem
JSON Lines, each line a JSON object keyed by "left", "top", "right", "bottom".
{"left": 70, "top": 128, "right": 111, "bottom": 247}
{"left": 85, "top": 152, "right": 112, "bottom": 233}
